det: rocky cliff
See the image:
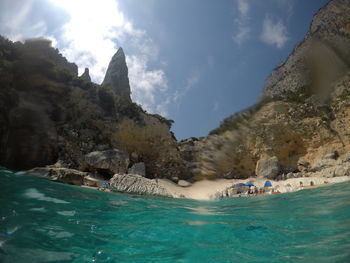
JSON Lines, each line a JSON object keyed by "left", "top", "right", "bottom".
{"left": 262, "top": 0, "right": 350, "bottom": 101}
{"left": 1, "top": 0, "right": 349, "bottom": 186}
{"left": 0, "top": 37, "right": 184, "bottom": 180}
{"left": 178, "top": 0, "right": 350, "bottom": 181}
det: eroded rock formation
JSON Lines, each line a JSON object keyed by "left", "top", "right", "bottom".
{"left": 110, "top": 173, "right": 171, "bottom": 196}
{"left": 102, "top": 48, "right": 131, "bottom": 101}
{"left": 80, "top": 68, "right": 91, "bottom": 82}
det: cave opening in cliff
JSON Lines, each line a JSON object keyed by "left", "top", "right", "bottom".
{"left": 96, "top": 168, "right": 114, "bottom": 180}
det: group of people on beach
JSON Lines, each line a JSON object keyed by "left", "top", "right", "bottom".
{"left": 236, "top": 180, "right": 317, "bottom": 197}
{"left": 244, "top": 185, "right": 279, "bottom": 196}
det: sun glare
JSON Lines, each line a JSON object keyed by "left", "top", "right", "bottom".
{"left": 48, "top": 0, "right": 131, "bottom": 81}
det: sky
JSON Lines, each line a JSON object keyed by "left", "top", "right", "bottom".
{"left": 0, "top": 0, "right": 330, "bottom": 140}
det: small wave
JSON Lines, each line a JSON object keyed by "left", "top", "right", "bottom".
{"left": 48, "top": 230, "right": 73, "bottom": 238}
{"left": 57, "top": 211, "right": 76, "bottom": 216}
{"left": 6, "top": 226, "right": 20, "bottom": 236}
{"left": 187, "top": 220, "right": 209, "bottom": 226}
{"left": 29, "top": 207, "right": 46, "bottom": 212}
{"left": 14, "top": 171, "right": 26, "bottom": 176}
{"left": 23, "top": 188, "right": 69, "bottom": 204}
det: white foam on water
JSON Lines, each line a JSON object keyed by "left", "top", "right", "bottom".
{"left": 14, "top": 171, "right": 26, "bottom": 176}
{"left": 0, "top": 239, "right": 6, "bottom": 248}
{"left": 48, "top": 230, "right": 74, "bottom": 238}
{"left": 29, "top": 207, "right": 47, "bottom": 212}
{"left": 57, "top": 210, "right": 76, "bottom": 216}
{"left": 24, "top": 188, "right": 70, "bottom": 204}
{"left": 6, "top": 226, "right": 20, "bottom": 235}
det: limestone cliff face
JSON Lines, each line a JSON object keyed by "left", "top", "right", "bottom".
{"left": 182, "top": 0, "right": 350, "bottom": 180}
{"left": 184, "top": 82, "right": 350, "bottom": 179}
{"left": 102, "top": 48, "right": 131, "bottom": 101}
{"left": 262, "top": 0, "right": 350, "bottom": 101}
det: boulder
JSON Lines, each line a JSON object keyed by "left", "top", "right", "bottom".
{"left": 171, "top": 176, "right": 179, "bottom": 183}
{"left": 83, "top": 175, "right": 109, "bottom": 187}
{"left": 27, "top": 167, "right": 87, "bottom": 185}
{"left": 128, "top": 162, "right": 146, "bottom": 177}
{"left": 255, "top": 156, "right": 280, "bottom": 179}
{"left": 333, "top": 166, "right": 348, "bottom": 177}
{"left": 85, "top": 149, "right": 129, "bottom": 174}
{"left": 177, "top": 180, "right": 192, "bottom": 187}
{"left": 84, "top": 176, "right": 98, "bottom": 187}
{"left": 342, "top": 154, "right": 350, "bottom": 163}
{"left": 110, "top": 174, "right": 171, "bottom": 197}
{"left": 297, "top": 157, "right": 310, "bottom": 172}
{"left": 311, "top": 156, "right": 337, "bottom": 172}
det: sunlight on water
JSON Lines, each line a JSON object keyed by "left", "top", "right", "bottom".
{"left": 0, "top": 167, "right": 350, "bottom": 263}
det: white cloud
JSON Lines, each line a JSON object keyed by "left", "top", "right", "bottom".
{"left": 237, "top": 0, "right": 249, "bottom": 16}
{"left": 46, "top": 0, "right": 169, "bottom": 115}
{"left": 260, "top": 15, "right": 289, "bottom": 48}
{"left": 127, "top": 55, "right": 168, "bottom": 115}
{"left": 233, "top": 0, "right": 250, "bottom": 45}
{"left": 174, "top": 72, "right": 199, "bottom": 103}
{"left": 233, "top": 26, "right": 250, "bottom": 45}
{"left": 274, "top": 0, "right": 294, "bottom": 20}
{"left": 0, "top": 0, "right": 170, "bottom": 116}
{"left": 0, "top": 0, "right": 48, "bottom": 41}
{"left": 49, "top": 0, "right": 136, "bottom": 80}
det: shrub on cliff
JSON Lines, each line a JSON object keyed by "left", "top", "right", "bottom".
{"left": 112, "top": 119, "right": 184, "bottom": 179}
{"left": 98, "top": 85, "right": 144, "bottom": 121}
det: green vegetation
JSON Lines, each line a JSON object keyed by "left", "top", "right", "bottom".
{"left": 149, "top": 113, "right": 174, "bottom": 129}
{"left": 97, "top": 85, "right": 144, "bottom": 121}
{"left": 71, "top": 76, "right": 95, "bottom": 90}
{"left": 281, "top": 85, "right": 312, "bottom": 103}
{"left": 98, "top": 85, "right": 117, "bottom": 116}
{"left": 209, "top": 102, "right": 265, "bottom": 135}
{"left": 112, "top": 119, "right": 183, "bottom": 178}
{"left": 339, "top": 88, "right": 350, "bottom": 101}
{"left": 209, "top": 85, "right": 313, "bottom": 135}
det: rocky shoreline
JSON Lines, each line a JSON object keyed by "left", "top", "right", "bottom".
{"left": 26, "top": 153, "right": 350, "bottom": 201}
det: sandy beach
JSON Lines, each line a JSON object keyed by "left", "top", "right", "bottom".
{"left": 76, "top": 171, "right": 350, "bottom": 201}
{"left": 157, "top": 176, "right": 350, "bottom": 200}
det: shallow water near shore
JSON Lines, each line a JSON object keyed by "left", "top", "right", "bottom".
{"left": 1, "top": 167, "right": 350, "bottom": 263}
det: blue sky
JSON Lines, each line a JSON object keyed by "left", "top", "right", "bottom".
{"left": 0, "top": 0, "right": 329, "bottom": 140}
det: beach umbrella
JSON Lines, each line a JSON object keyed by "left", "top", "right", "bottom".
{"left": 264, "top": 181, "right": 272, "bottom": 187}
{"left": 245, "top": 183, "right": 254, "bottom": 187}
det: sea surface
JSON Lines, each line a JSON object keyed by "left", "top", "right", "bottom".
{"left": 0, "top": 167, "right": 350, "bottom": 263}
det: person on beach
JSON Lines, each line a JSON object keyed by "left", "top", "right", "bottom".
{"left": 254, "top": 186, "right": 258, "bottom": 196}
{"left": 299, "top": 181, "right": 303, "bottom": 189}
{"left": 248, "top": 186, "right": 253, "bottom": 196}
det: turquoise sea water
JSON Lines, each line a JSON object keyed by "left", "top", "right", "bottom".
{"left": 0, "top": 167, "right": 350, "bottom": 263}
